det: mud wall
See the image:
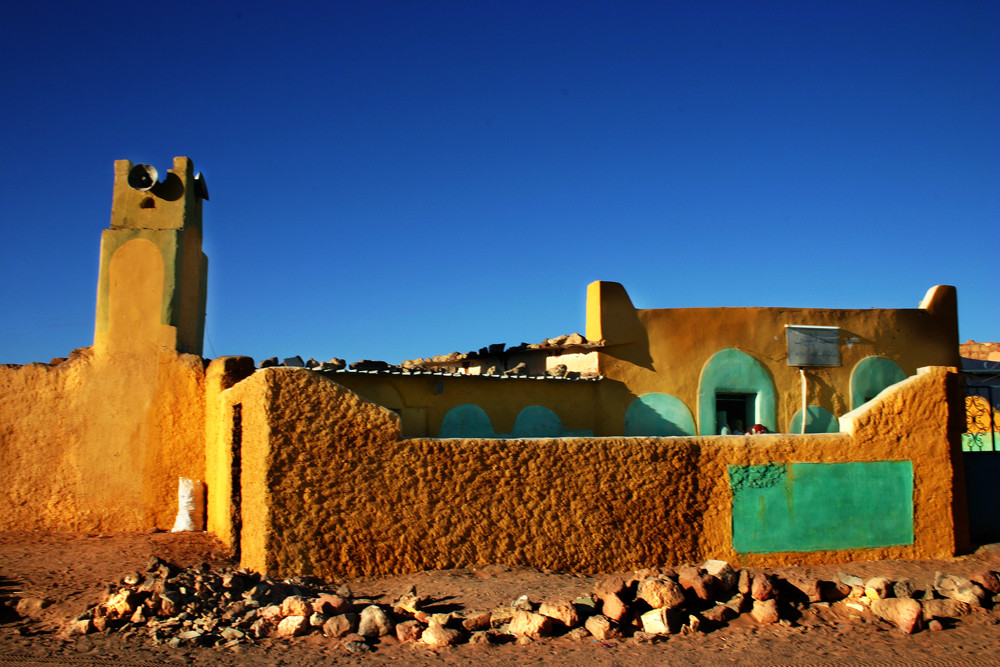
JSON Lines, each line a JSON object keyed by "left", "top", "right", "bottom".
{"left": 0, "top": 346, "right": 206, "bottom": 531}
{"left": 586, "top": 281, "right": 960, "bottom": 435}
{"left": 214, "top": 365, "right": 964, "bottom": 579}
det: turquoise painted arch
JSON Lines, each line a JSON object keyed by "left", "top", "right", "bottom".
{"left": 788, "top": 405, "right": 839, "bottom": 433}
{"left": 698, "top": 348, "right": 776, "bottom": 435}
{"left": 511, "top": 405, "right": 564, "bottom": 437}
{"left": 439, "top": 404, "right": 495, "bottom": 438}
{"left": 625, "top": 393, "right": 696, "bottom": 436}
{"left": 850, "top": 356, "right": 906, "bottom": 409}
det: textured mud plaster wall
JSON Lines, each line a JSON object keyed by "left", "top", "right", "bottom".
{"left": 0, "top": 346, "right": 206, "bottom": 531}
{"left": 228, "top": 366, "right": 963, "bottom": 579}
{"left": 585, "top": 281, "right": 960, "bottom": 435}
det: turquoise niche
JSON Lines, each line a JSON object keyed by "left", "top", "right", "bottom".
{"left": 512, "top": 406, "right": 562, "bottom": 437}
{"left": 439, "top": 404, "right": 593, "bottom": 438}
{"left": 698, "top": 348, "right": 776, "bottom": 435}
{"left": 624, "top": 393, "right": 696, "bottom": 436}
{"left": 730, "top": 461, "right": 914, "bottom": 553}
{"left": 789, "top": 406, "right": 839, "bottom": 434}
{"left": 850, "top": 356, "right": 906, "bottom": 409}
{"left": 438, "top": 404, "right": 495, "bottom": 438}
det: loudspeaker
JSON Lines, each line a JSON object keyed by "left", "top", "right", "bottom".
{"left": 127, "top": 164, "right": 158, "bottom": 191}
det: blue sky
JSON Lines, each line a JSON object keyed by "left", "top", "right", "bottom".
{"left": 1, "top": 1, "right": 997, "bottom": 365}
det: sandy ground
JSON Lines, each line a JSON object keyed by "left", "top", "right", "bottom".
{"left": 1, "top": 531, "right": 999, "bottom": 666}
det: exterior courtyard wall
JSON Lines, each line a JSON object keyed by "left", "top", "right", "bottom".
{"left": 0, "top": 346, "right": 206, "bottom": 531}
{"left": 223, "top": 365, "right": 965, "bottom": 579}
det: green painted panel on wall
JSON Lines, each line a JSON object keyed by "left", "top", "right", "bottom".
{"left": 731, "top": 461, "right": 914, "bottom": 553}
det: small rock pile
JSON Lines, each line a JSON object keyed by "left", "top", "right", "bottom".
{"left": 63, "top": 557, "right": 1000, "bottom": 651}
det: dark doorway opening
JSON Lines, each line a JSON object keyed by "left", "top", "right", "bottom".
{"left": 716, "top": 393, "right": 755, "bottom": 434}
{"left": 230, "top": 403, "right": 243, "bottom": 560}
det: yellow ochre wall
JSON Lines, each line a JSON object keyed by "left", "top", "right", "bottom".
{"left": 586, "top": 280, "right": 960, "bottom": 434}
{"left": 213, "top": 365, "right": 964, "bottom": 579}
{"left": 330, "top": 371, "right": 602, "bottom": 438}
{"left": 0, "top": 347, "right": 206, "bottom": 531}
{"left": 0, "top": 156, "right": 210, "bottom": 532}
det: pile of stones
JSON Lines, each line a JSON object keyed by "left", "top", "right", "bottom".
{"left": 63, "top": 557, "right": 1000, "bottom": 651}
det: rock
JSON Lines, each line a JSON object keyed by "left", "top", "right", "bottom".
{"left": 595, "top": 575, "right": 626, "bottom": 598}
{"left": 702, "top": 602, "right": 739, "bottom": 624}
{"left": 462, "top": 611, "right": 491, "bottom": 632}
{"left": 970, "top": 570, "right": 1000, "bottom": 595}
{"left": 637, "top": 577, "right": 686, "bottom": 610}
{"left": 702, "top": 560, "right": 738, "bottom": 593}
{"left": 275, "top": 615, "right": 309, "bottom": 637}
{"left": 468, "top": 630, "right": 491, "bottom": 644}
{"left": 282, "top": 356, "right": 305, "bottom": 367}
{"left": 511, "top": 595, "right": 533, "bottom": 612}
{"left": 248, "top": 618, "right": 269, "bottom": 639}
{"left": 259, "top": 604, "right": 283, "bottom": 622}
{"left": 865, "top": 577, "right": 892, "bottom": 600}
{"left": 921, "top": 598, "right": 972, "bottom": 621}
{"left": 395, "top": 619, "right": 424, "bottom": 643}
{"left": 129, "top": 606, "right": 147, "bottom": 625}
{"left": 65, "top": 619, "right": 93, "bottom": 636}
{"left": 321, "top": 358, "right": 346, "bottom": 371}
{"left": 566, "top": 627, "right": 590, "bottom": 640}
{"left": 14, "top": 597, "right": 47, "bottom": 619}
{"left": 392, "top": 587, "right": 426, "bottom": 615}
{"left": 509, "top": 611, "right": 554, "bottom": 638}
{"left": 934, "top": 573, "right": 988, "bottom": 606}
{"left": 584, "top": 615, "right": 619, "bottom": 640}
{"left": 305, "top": 358, "right": 321, "bottom": 368}
{"left": 738, "top": 569, "right": 751, "bottom": 594}
{"left": 309, "top": 612, "right": 326, "bottom": 627}
{"left": 723, "top": 593, "right": 748, "bottom": 615}
{"left": 837, "top": 572, "right": 865, "bottom": 588}
{"left": 428, "top": 612, "right": 453, "bottom": 627}
{"left": 323, "top": 613, "right": 359, "bottom": 638}
{"left": 548, "top": 364, "right": 568, "bottom": 378}
{"left": 105, "top": 590, "right": 140, "bottom": 618}
{"left": 343, "top": 639, "right": 371, "bottom": 653}
{"left": 259, "top": 357, "right": 278, "bottom": 368}
{"left": 639, "top": 607, "right": 682, "bottom": 635}
{"left": 420, "top": 624, "right": 462, "bottom": 647}
{"left": 822, "top": 582, "right": 852, "bottom": 602}
{"left": 314, "top": 593, "right": 350, "bottom": 615}
{"left": 676, "top": 565, "right": 715, "bottom": 601}
{"left": 600, "top": 592, "right": 628, "bottom": 622}
{"left": 751, "top": 599, "right": 780, "bottom": 624}
{"left": 358, "top": 605, "right": 393, "bottom": 638}
{"left": 503, "top": 362, "right": 528, "bottom": 376}
{"left": 928, "top": 619, "right": 944, "bottom": 631}
{"left": 490, "top": 606, "right": 516, "bottom": 626}
{"left": 894, "top": 579, "right": 918, "bottom": 599}
{"left": 280, "top": 595, "right": 312, "bottom": 617}
{"left": 538, "top": 602, "right": 579, "bottom": 628}
{"left": 782, "top": 575, "right": 823, "bottom": 603}
{"left": 871, "top": 598, "right": 922, "bottom": 634}
{"left": 751, "top": 574, "right": 778, "bottom": 601}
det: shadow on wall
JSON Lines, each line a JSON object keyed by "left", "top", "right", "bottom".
{"left": 624, "top": 393, "right": 696, "bottom": 436}
{"left": 438, "top": 404, "right": 594, "bottom": 438}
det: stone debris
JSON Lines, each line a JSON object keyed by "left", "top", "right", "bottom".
{"left": 58, "top": 558, "right": 999, "bottom": 652}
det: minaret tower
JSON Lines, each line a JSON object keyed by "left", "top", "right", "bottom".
{"left": 93, "top": 157, "right": 208, "bottom": 355}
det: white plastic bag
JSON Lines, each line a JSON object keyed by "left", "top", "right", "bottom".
{"left": 171, "top": 477, "right": 205, "bottom": 532}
